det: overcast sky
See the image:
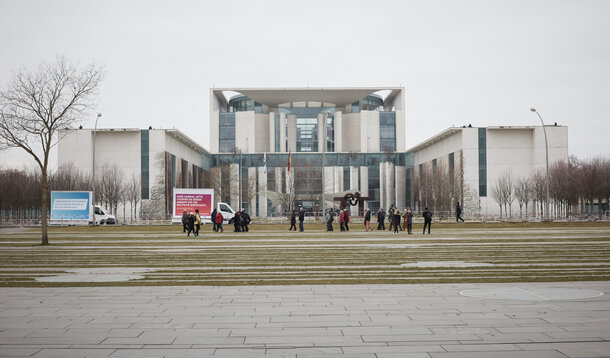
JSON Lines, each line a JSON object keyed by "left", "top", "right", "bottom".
{"left": 1, "top": 0, "right": 609, "bottom": 169}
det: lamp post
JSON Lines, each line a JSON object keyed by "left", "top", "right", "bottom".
{"left": 92, "top": 113, "right": 101, "bottom": 224}
{"left": 530, "top": 108, "right": 550, "bottom": 221}
{"left": 321, "top": 111, "right": 330, "bottom": 218}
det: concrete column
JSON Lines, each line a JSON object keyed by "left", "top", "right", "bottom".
{"left": 334, "top": 111, "right": 342, "bottom": 152}
{"left": 350, "top": 166, "right": 359, "bottom": 217}
{"left": 268, "top": 112, "right": 275, "bottom": 153}
{"left": 287, "top": 114, "right": 297, "bottom": 152}
{"left": 360, "top": 166, "right": 369, "bottom": 210}
{"left": 385, "top": 161, "right": 395, "bottom": 209}
{"left": 395, "top": 165, "right": 406, "bottom": 210}
{"left": 275, "top": 167, "right": 282, "bottom": 214}
{"left": 334, "top": 166, "right": 343, "bottom": 194}
{"left": 279, "top": 112, "right": 287, "bottom": 152}
{"left": 248, "top": 167, "right": 257, "bottom": 215}
{"left": 286, "top": 167, "right": 294, "bottom": 211}
{"left": 324, "top": 166, "right": 334, "bottom": 209}
{"left": 229, "top": 163, "right": 239, "bottom": 210}
{"left": 317, "top": 113, "right": 325, "bottom": 153}
{"left": 258, "top": 166, "right": 267, "bottom": 218}
{"left": 379, "top": 162, "right": 386, "bottom": 210}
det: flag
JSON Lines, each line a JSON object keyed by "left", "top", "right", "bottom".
{"left": 288, "top": 151, "right": 291, "bottom": 174}
{"left": 263, "top": 152, "right": 267, "bottom": 174}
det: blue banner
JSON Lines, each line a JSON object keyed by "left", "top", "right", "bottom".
{"left": 50, "top": 191, "right": 92, "bottom": 221}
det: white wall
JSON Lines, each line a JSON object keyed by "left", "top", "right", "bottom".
{"left": 341, "top": 113, "right": 361, "bottom": 152}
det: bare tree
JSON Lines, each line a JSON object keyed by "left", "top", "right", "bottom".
{"left": 272, "top": 170, "right": 296, "bottom": 214}
{"left": 0, "top": 56, "right": 103, "bottom": 244}
{"left": 503, "top": 170, "right": 514, "bottom": 218}
{"left": 127, "top": 173, "right": 141, "bottom": 222}
{"left": 531, "top": 170, "right": 546, "bottom": 219}
{"left": 491, "top": 180, "right": 504, "bottom": 219}
{"left": 514, "top": 177, "right": 532, "bottom": 219}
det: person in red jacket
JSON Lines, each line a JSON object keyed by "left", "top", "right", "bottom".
{"left": 215, "top": 212, "right": 224, "bottom": 232}
{"left": 344, "top": 209, "right": 350, "bottom": 231}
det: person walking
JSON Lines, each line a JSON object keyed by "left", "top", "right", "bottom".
{"left": 187, "top": 212, "right": 195, "bottom": 236}
{"left": 181, "top": 210, "right": 188, "bottom": 233}
{"left": 215, "top": 211, "right": 224, "bottom": 232}
{"left": 422, "top": 207, "right": 432, "bottom": 234}
{"left": 339, "top": 209, "right": 345, "bottom": 231}
{"left": 233, "top": 211, "right": 242, "bottom": 232}
{"left": 393, "top": 208, "right": 401, "bottom": 234}
{"left": 298, "top": 207, "right": 305, "bottom": 232}
{"left": 289, "top": 211, "right": 297, "bottom": 231}
{"left": 388, "top": 205, "right": 394, "bottom": 232}
{"left": 325, "top": 210, "right": 334, "bottom": 231}
{"left": 364, "top": 208, "right": 372, "bottom": 231}
{"left": 405, "top": 208, "right": 413, "bottom": 234}
{"left": 241, "top": 208, "right": 251, "bottom": 232}
{"left": 210, "top": 208, "right": 217, "bottom": 232}
{"left": 456, "top": 202, "right": 465, "bottom": 223}
{"left": 194, "top": 209, "right": 202, "bottom": 237}
{"left": 344, "top": 209, "right": 350, "bottom": 231}
{"left": 378, "top": 208, "right": 386, "bottom": 230}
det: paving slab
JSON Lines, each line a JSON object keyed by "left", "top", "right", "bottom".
{"left": 0, "top": 282, "right": 609, "bottom": 357}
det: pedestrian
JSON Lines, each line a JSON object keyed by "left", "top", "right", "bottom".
{"left": 378, "top": 208, "right": 386, "bottom": 230}
{"left": 344, "top": 209, "right": 350, "bottom": 231}
{"left": 181, "top": 210, "right": 188, "bottom": 233}
{"left": 289, "top": 211, "right": 297, "bottom": 231}
{"left": 233, "top": 211, "right": 242, "bottom": 232}
{"left": 393, "top": 208, "right": 401, "bottom": 234}
{"left": 364, "top": 208, "right": 372, "bottom": 231}
{"left": 241, "top": 208, "right": 251, "bottom": 232}
{"left": 405, "top": 208, "right": 413, "bottom": 234}
{"left": 210, "top": 208, "right": 217, "bottom": 232}
{"left": 194, "top": 209, "right": 202, "bottom": 237}
{"left": 325, "top": 210, "right": 334, "bottom": 231}
{"left": 298, "top": 207, "right": 305, "bottom": 232}
{"left": 339, "top": 209, "right": 345, "bottom": 231}
{"left": 456, "top": 201, "right": 465, "bottom": 223}
{"left": 215, "top": 211, "right": 224, "bottom": 232}
{"left": 422, "top": 207, "right": 432, "bottom": 234}
{"left": 187, "top": 212, "right": 195, "bottom": 236}
{"left": 388, "top": 205, "right": 394, "bottom": 232}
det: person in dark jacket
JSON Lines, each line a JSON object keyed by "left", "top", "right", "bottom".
{"left": 210, "top": 208, "right": 217, "bottom": 232}
{"left": 344, "top": 210, "right": 350, "bottom": 231}
{"left": 298, "top": 207, "right": 305, "bottom": 232}
{"left": 456, "top": 202, "right": 464, "bottom": 223}
{"left": 289, "top": 211, "right": 297, "bottom": 231}
{"left": 393, "top": 208, "right": 401, "bottom": 234}
{"left": 187, "top": 212, "right": 195, "bottom": 236}
{"left": 364, "top": 208, "right": 372, "bottom": 231}
{"left": 181, "top": 210, "right": 188, "bottom": 232}
{"left": 377, "top": 209, "right": 386, "bottom": 230}
{"left": 405, "top": 208, "right": 414, "bottom": 234}
{"left": 325, "top": 210, "right": 334, "bottom": 231}
{"left": 233, "top": 211, "right": 242, "bottom": 232}
{"left": 422, "top": 207, "right": 433, "bottom": 234}
{"left": 240, "top": 208, "right": 251, "bottom": 232}
{"left": 388, "top": 205, "right": 395, "bottom": 231}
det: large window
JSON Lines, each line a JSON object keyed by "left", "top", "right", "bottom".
{"left": 296, "top": 117, "right": 317, "bottom": 152}
{"left": 379, "top": 111, "right": 396, "bottom": 151}
{"left": 219, "top": 112, "right": 235, "bottom": 153}
{"left": 478, "top": 128, "right": 487, "bottom": 197}
{"left": 140, "top": 130, "right": 149, "bottom": 199}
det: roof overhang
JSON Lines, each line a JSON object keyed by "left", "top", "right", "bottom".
{"left": 407, "top": 128, "right": 463, "bottom": 153}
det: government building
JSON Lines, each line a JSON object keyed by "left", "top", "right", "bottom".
{"left": 58, "top": 87, "right": 568, "bottom": 219}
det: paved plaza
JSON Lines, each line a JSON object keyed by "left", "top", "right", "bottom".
{"left": 1, "top": 281, "right": 609, "bottom": 357}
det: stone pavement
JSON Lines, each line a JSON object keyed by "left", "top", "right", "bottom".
{"left": 1, "top": 282, "right": 609, "bottom": 358}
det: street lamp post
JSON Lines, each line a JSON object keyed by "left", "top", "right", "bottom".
{"left": 92, "top": 113, "right": 102, "bottom": 225}
{"left": 530, "top": 108, "right": 550, "bottom": 221}
{"left": 321, "top": 111, "right": 330, "bottom": 218}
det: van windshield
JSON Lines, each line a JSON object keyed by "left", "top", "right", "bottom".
{"left": 220, "top": 204, "right": 230, "bottom": 212}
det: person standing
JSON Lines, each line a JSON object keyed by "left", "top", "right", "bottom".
{"left": 364, "top": 208, "right": 372, "bottom": 231}
{"left": 405, "top": 208, "right": 413, "bottom": 234}
{"left": 210, "top": 208, "right": 217, "bottom": 232}
{"left": 233, "top": 211, "right": 242, "bottom": 232}
{"left": 181, "top": 210, "right": 188, "bottom": 233}
{"left": 187, "top": 212, "right": 195, "bottom": 236}
{"left": 388, "top": 205, "right": 394, "bottom": 232}
{"left": 378, "top": 208, "right": 386, "bottom": 230}
{"left": 456, "top": 202, "right": 465, "bottom": 223}
{"left": 339, "top": 209, "right": 345, "bottom": 231}
{"left": 289, "top": 211, "right": 297, "bottom": 231}
{"left": 344, "top": 209, "right": 350, "bottom": 231}
{"left": 215, "top": 211, "right": 224, "bottom": 232}
{"left": 194, "top": 209, "right": 202, "bottom": 237}
{"left": 393, "top": 208, "right": 401, "bottom": 234}
{"left": 422, "top": 207, "right": 432, "bottom": 234}
{"left": 325, "top": 210, "right": 334, "bottom": 231}
{"left": 241, "top": 208, "right": 251, "bottom": 232}
{"left": 298, "top": 207, "right": 305, "bottom": 232}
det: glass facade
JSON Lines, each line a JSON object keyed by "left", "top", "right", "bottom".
{"left": 478, "top": 128, "right": 487, "bottom": 197}
{"left": 379, "top": 111, "right": 396, "bottom": 151}
{"left": 219, "top": 112, "right": 236, "bottom": 153}
{"left": 228, "top": 95, "right": 263, "bottom": 113}
{"left": 140, "top": 130, "right": 149, "bottom": 199}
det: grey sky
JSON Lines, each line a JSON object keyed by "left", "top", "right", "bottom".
{"left": 1, "top": 0, "right": 609, "bottom": 169}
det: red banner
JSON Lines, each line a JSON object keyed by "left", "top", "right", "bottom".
{"left": 174, "top": 193, "right": 212, "bottom": 216}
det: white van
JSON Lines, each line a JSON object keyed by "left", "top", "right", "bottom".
{"left": 94, "top": 205, "right": 117, "bottom": 225}
{"left": 216, "top": 202, "right": 236, "bottom": 224}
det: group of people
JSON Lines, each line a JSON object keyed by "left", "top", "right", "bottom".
{"left": 289, "top": 207, "right": 306, "bottom": 231}
{"left": 181, "top": 210, "right": 202, "bottom": 237}
{"left": 182, "top": 207, "right": 252, "bottom": 235}
{"left": 324, "top": 208, "right": 351, "bottom": 231}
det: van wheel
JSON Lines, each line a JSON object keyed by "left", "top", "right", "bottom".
{"left": 100, "top": 220, "right": 105, "bottom": 225}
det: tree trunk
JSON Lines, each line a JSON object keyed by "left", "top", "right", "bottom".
{"left": 41, "top": 174, "right": 49, "bottom": 245}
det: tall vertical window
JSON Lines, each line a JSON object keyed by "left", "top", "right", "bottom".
{"left": 140, "top": 130, "right": 149, "bottom": 199}
{"left": 275, "top": 114, "right": 280, "bottom": 152}
{"left": 343, "top": 166, "right": 350, "bottom": 190}
{"left": 478, "top": 128, "right": 487, "bottom": 197}
{"left": 296, "top": 117, "right": 317, "bottom": 152}
{"left": 219, "top": 112, "right": 236, "bottom": 153}
{"left": 379, "top": 112, "right": 396, "bottom": 151}
{"left": 171, "top": 154, "right": 176, "bottom": 189}
{"left": 448, "top": 152, "right": 455, "bottom": 196}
